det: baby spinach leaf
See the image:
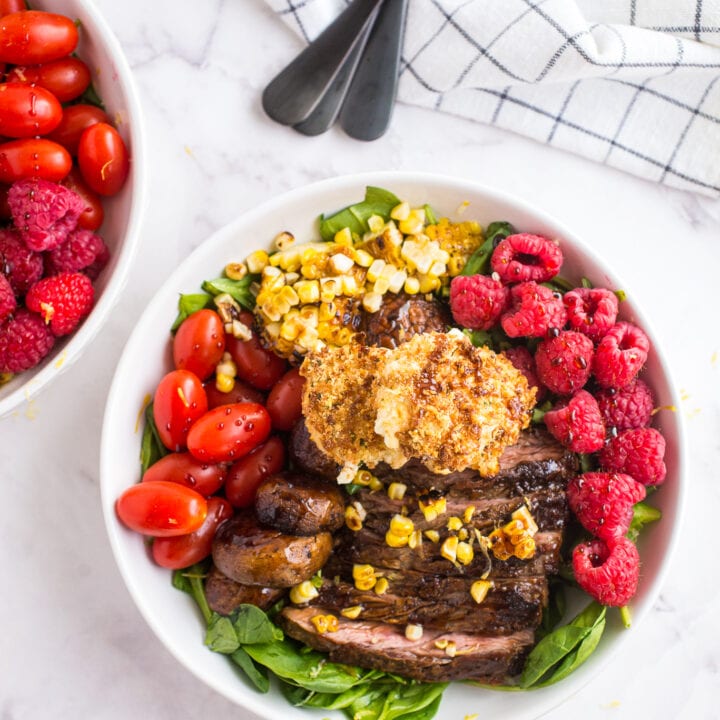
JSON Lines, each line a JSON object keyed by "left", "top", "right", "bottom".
{"left": 375, "top": 681, "right": 447, "bottom": 720}
{"left": 171, "top": 293, "right": 213, "bottom": 332}
{"left": 233, "top": 604, "right": 284, "bottom": 644}
{"left": 423, "top": 203, "right": 438, "bottom": 225}
{"left": 627, "top": 502, "right": 662, "bottom": 542}
{"left": 78, "top": 82, "right": 105, "bottom": 109}
{"left": 140, "top": 402, "right": 168, "bottom": 473}
{"left": 537, "top": 581, "right": 567, "bottom": 639}
{"left": 520, "top": 602, "right": 605, "bottom": 688}
{"left": 319, "top": 186, "right": 402, "bottom": 241}
{"left": 202, "top": 275, "right": 256, "bottom": 310}
{"left": 460, "top": 220, "right": 515, "bottom": 276}
{"left": 230, "top": 647, "right": 270, "bottom": 693}
{"left": 205, "top": 614, "right": 240, "bottom": 654}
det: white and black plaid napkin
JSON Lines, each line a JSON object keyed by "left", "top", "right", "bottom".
{"left": 263, "top": 0, "right": 720, "bottom": 196}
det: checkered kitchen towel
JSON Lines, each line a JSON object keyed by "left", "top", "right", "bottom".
{"left": 263, "top": 0, "right": 720, "bottom": 196}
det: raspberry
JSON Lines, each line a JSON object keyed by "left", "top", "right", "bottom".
{"left": 599, "top": 427, "right": 666, "bottom": 486}
{"left": 596, "top": 379, "right": 654, "bottom": 432}
{"left": 449, "top": 274, "right": 508, "bottom": 330}
{"left": 26, "top": 272, "right": 94, "bottom": 336}
{"left": 0, "top": 273, "right": 16, "bottom": 320}
{"left": 535, "top": 330, "right": 593, "bottom": 395}
{"left": 567, "top": 472, "right": 646, "bottom": 541}
{"left": 490, "top": 233, "right": 563, "bottom": 284}
{"left": 45, "top": 229, "right": 110, "bottom": 280}
{"left": 500, "top": 282, "right": 567, "bottom": 338}
{"left": 502, "top": 346, "right": 545, "bottom": 402}
{"left": 0, "top": 308, "right": 55, "bottom": 373}
{"left": 544, "top": 389, "right": 605, "bottom": 453}
{"left": 592, "top": 321, "right": 649, "bottom": 389}
{"left": 572, "top": 537, "right": 640, "bottom": 606}
{"left": 8, "top": 178, "right": 84, "bottom": 252}
{"left": 0, "top": 228, "right": 43, "bottom": 295}
{"left": 564, "top": 287, "right": 618, "bottom": 342}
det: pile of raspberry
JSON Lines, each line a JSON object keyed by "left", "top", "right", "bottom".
{"left": 450, "top": 232, "right": 667, "bottom": 608}
{"left": 0, "top": 178, "right": 109, "bottom": 376}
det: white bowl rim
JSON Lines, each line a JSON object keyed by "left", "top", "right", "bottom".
{"left": 101, "top": 170, "right": 686, "bottom": 719}
{"left": 0, "top": 0, "right": 148, "bottom": 418}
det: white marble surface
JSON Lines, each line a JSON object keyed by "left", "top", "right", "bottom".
{"left": 2, "top": 1, "right": 719, "bottom": 718}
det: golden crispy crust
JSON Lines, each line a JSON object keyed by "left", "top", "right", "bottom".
{"left": 300, "top": 332, "right": 535, "bottom": 478}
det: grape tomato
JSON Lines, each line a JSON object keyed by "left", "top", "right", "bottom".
{"left": 0, "top": 11, "right": 79, "bottom": 64}
{"left": 153, "top": 369, "right": 208, "bottom": 452}
{"left": 0, "top": 137, "right": 71, "bottom": 182}
{"left": 266, "top": 367, "right": 305, "bottom": 431}
{"left": 173, "top": 308, "right": 225, "bottom": 381}
{"left": 48, "top": 104, "right": 110, "bottom": 156}
{"left": 0, "top": 82, "right": 63, "bottom": 137}
{"left": 205, "top": 377, "right": 264, "bottom": 410}
{"left": 77, "top": 122, "right": 129, "bottom": 196}
{"left": 225, "top": 436, "right": 286, "bottom": 508}
{"left": 7, "top": 56, "right": 91, "bottom": 103}
{"left": 142, "top": 451, "right": 226, "bottom": 497}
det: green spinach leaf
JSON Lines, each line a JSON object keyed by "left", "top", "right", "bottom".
{"left": 460, "top": 220, "right": 514, "bottom": 276}
{"left": 140, "top": 401, "right": 168, "bottom": 473}
{"left": 202, "top": 275, "right": 256, "bottom": 310}
{"left": 627, "top": 502, "right": 662, "bottom": 542}
{"left": 231, "top": 647, "right": 270, "bottom": 693}
{"left": 205, "top": 614, "right": 240, "bottom": 654}
{"left": 319, "top": 186, "right": 402, "bottom": 241}
{"left": 233, "top": 604, "right": 283, "bottom": 644}
{"left": 170, "top": 293, "right": 213, "bottom": 332}
{"left": 423, "top": 203, "right": 438, "bottom": 225}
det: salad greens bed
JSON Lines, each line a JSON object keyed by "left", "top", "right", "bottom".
{"left": 140, "top": 187, "right": 663, "bottom": 719}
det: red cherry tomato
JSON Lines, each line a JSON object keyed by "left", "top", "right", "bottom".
{"left": 0, "top": 11, "right": 78, "bottom": 64}
{"left": 153, "top": 369, "right": 208, "bottom": 452}
{"left": 0, "top": 1, "right": 28, "bottom": 17}
{"left": 142, "top": 451, "right": 227, "bottom": 496}
{"left": 226, "top": 312, "right": 287, "bottom": 391}
{"left": 266, "top": 367, "right": 305, "bottom": 431}
{"left": 78, "top": 122, "right": 129, "bottom": 196}
{"left": 205, "top": 377, "right": 264, "bottom": 409}
{"left": 0, "top": 137, "right": 70, "bottom": 182}
{"left": 225, "top": 436, "right": 286, "bottom": 508}
{"left": 0, "top": 82, "right": 62, "bottom": 137}
{"left": 7, "top": 56, "right": 91, "bottom": 103}
{"left": 173, "top": 309, "right": 226, "bottom": 381}
{"left": 61, "top": 167, "right": 104, "bottom": 231}
{"left": 115, "top": 481, "right": 208, "bottom": 537}
{"left": 151, "top": 496, "right": 233, "bottom": 569}
{"left": 48, "top": 104, "right": 110, "bottom": 156}
{"left": 187, "top": 402, "right": 271, "bottom": 464}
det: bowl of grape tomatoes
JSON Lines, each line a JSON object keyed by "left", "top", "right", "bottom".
{"left": 101, "top": 172, "right": 684, "bottom": 720}
{"left": 0, "top": 0, "right": 146, "bottom": 417}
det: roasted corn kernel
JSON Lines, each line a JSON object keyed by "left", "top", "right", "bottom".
{"left": 246, "top": 249, "right": 269, "bottom": 274}
{"left": 310, "top": 614, "right": 338, "bottom": 634}
{"left": 470, "top": 579, "right": 493, "bottom": 604}
{"left": 456, "top": 541, "right": 474, "bottom": 565}
{"left": 374, "top": 577, "right": 389, "bottom": 595}
{"left": 345, "top": 505, "right": 363, "bottom": 531}
{"left": 441, "top": 535, "right": 459, "bottom": 563}
{"left": 387, "top": 482, "right": 407, "bottom": 500}
{"left": 419, "top": 496, "right": 447, "bottom": 522}
{"left": 405, "top": 624, "right": 423, "bottom": 641}
{"left": 341, "top": 605, "right": 363, "bottom": 619}
{"left": 447, "top": 516, "right": 463, "bottom": 532}
{"left": 289, "top": 580, "right": 319, "bottom": 605}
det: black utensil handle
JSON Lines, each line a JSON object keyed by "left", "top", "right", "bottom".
{"left": 293, "top": 11, "right": 379, "bottom": 137}
{"left": 341, "top": 0, "right": 408, "bottom": 141}
{"left": 262, "top": 0, "right": 385, "bottom": 127}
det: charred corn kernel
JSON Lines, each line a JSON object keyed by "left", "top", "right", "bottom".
{"left": 289, "top": 581, "right": 319, "bottom": 604}
{"left": 276, "top": 285, "right": 298, "bottom": 307}
{"left": 345, "top": 505, "right": 363, "bottom": 531}
{"left": 441, "top": 535, "right": 459, "bottom": 563}
{"left": 456, "top": 541, "right": 474, "bottom": 566}
{"left": 310, "top": 614, "right": 338, "bottom": 634}
{"left": 319, "top": 301, "right": 336, "bottom": 322}
{"left": 424, "top": 529, "right": 440, "bottom": 543}
{"left": 353, "top": 248, "right": 374, "bottom": 267}
{"left": 231, "top": 319, "right": 253, "bottom": 341}
{"left": 366, "top": 259, "right": 386, "bottom": 282}
{"left": 262, "top": 264, "right": 282, "bottom": 279}
{"left": 387, "top": 482, "right": 407, "bottom": 500}
{"left": 390, "top": 514, "right": 414, "bottom": 536}
{"left": 492, "top": 541, "right": 513, "bottom": 562}
{"left": 419, "top": 497, "right": 447, "bottom": 522}
{"left": 334, "top": 227, "right": 353, "bottom": 246}
{"left": 448, "top": 256, "right": 465, "bottom": 276}
{"left": 215, "top": 373, "right": 235, "bottom": 393}
{"left": 274, "top": 231, "right": 295, "bottom": 251}
{"left": 405, "top": 624, "right": 423, "bottom": 641}
{"left": 285, "top": 271, "right": 300, "bottom": 284}
{"left": 512, "top": 505, "right": 539, "bottom": 536}
{"left": 463, "top": 506, "right": 476, "bottom": 523}
{"left": 399, "top": 208, "right": 426, "bottom": 236}
{"left": 293, "top": 279, "right": 320, "bottom": 304}
{"left": 213, "top": 292, "right": 240, "bottom": 323}
{"left": 470, "top": 579, "right": 493, "bottom": 604}
{"left": 339, "top": 274, "right": 358, "bottom": 295}
{"left": 246, "top": 249, "right": 269, "bottom": 274}
{"left": 341, "top": 605, "right": 363, "bottom": 619}
{"left": 362, "top": 291, "right": 383, "bottom": 313}
{"left": 329, "top": 253, "right": 354, "bottom": 274}
{"left": 434, "top": 639, "right": 449, "bottom": 650}
{"left": 368, "top": 476, "right": 384, "bottom": 492}
{"left": 514, "top": 536, "right": 536, "bottom": 560}
{"left": 367, "top": 214, "right": 385, "bottom": 234}
{"left": 418, "top": 274, "right": 441, "bottom": 294}
{"left": 374, "top": 577, "right": 389, "bottom": 595}
{"left": 354, "top": 470, "right": 374, "bottom": 486}
{"left": 263, "top": 321, "right": 281, "bottom": 340}
{"left": 390, "top": 201, "right": 411, "bottom": 222}
{"left": 385, "top": 222, "right": 404, "bottom": 247}
{"left": 408, "top": 529, "right": 423, "bottom": 549}
{"left": 385, "top": 531, "right": 409, "bottom": 548}
{"left": 404, "top": 276, "right": 420, "bottom": 294}
{"left": 215, "top": 352, "right": 236, "bottom": 378}
{"left": 444, "top": 641, "right": 457, "bottom": 658}
{"left": 387, "top": 269, "right": 408, "bottom": 293}
{"left": 458, "top": 527, "right": 469, "bottom": 542}
{"left": 224, "top": 262, "right": 247, "bottom": 280}
{"left": 447, "top": 516, "right": 463, "bottom": 532}
{"left": 320, "top": 277, "right": 339, "bottom": 302}
{"left": 429, "top": 260, "right": 447, "bottom": 276}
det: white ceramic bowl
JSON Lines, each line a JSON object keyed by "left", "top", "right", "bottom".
{"left": 0, "top": 0, "right": 146, "bottom": 417}
{"left": 101, "top": 172, "right": 684, "bottom": 720}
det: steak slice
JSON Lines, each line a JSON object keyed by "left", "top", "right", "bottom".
{"left": 279, "top": 605, "right": 534, "bottom": 683}
{"left": 312, "top": 575, "right": 547, "bottom": 634}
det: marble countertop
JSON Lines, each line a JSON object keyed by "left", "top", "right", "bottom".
{"left": 2, "top": 1, "right": 719, "bottom": 718}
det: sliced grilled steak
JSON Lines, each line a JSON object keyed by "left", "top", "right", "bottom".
{"left": 312, "top": 575, "right": 546, "bottom": 634}
{"left": 279, "top": 605, "right": 534, "bottom": 683}
{"left": 205, "top": 565, "right": 285, "bottom": 616}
